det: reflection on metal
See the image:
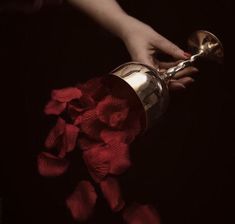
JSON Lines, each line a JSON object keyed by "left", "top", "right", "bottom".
{"left": 188, "top": 30, "right": 224, "bottom": 63}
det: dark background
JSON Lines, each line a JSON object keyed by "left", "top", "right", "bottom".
{"left": 1, "top": 0, "right": 233, "bottom": 223}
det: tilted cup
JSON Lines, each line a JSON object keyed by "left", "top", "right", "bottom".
{"left": 106, "top": 30, "right": 224, "bottom": 133}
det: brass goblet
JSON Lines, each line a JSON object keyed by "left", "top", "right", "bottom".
{"left": 106, "top": 30, "right": 224, "bottom": 132}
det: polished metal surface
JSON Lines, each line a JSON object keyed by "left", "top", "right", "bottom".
{"left": 108, "top": 30, "right": 224, "bottom": 132}
{"left": 109, "top": 62, "right": 169, "bottom": 131}
{"left": 188, "top": 30, "right": 224, "bottom": 63}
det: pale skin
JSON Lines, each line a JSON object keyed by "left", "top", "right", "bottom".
{"left": 68, "top": 0, "right": 199, "bottom": 90}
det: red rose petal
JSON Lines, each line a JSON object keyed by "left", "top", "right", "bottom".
{"left": 80, "top": 109, "right": 105, "bottom": 141}
{"left": 58, "top": 124, "right": 79, "bottom": 158}
{"left": 67, "top": 104, "right": 80, "bottom": 121}
{"left": 44, "top": 100, "right": 66, "bottom": 115}
{"left": 101, "top": 129, "right": 136, "bottom": 145}
{"left": 83, "top": 145, "right": 110, "bottom": 182}
{"left": 100, "top": 177, "right": 125, "bottom": 212}
{"left": 72, "top": 95, "right": 95, "bottom": 112}
{"left": 108, "top": 142, "right": 131, "bottom": 175}
{"left": 73, "top": 115, "right": 82, "bottom": 126}
{"left": 80, "top": 108, "right": 97, "bottom": 122}
{"left": 96, "top": 95, "right": 129, "bottom": 127}
{"left": 123, "top": 204, "right": 161, "bottom": 224}
{"left": 79, "top": 77, "right": 109, "bottom": 101}
{"left": 109, "top": 108, "right": 129, "bottom": 128}
{"left": 45, "top": 117, "right": 66, "bottom": 149}
{"left": 100, "top": 131, "right": 132, "bottom": 174}
{"left": 51, "top": 87, "right": 82, "bottom": 103}
{"left": 77, "top": 137, "right": 103, "bottom": 151}
{"left": 66, "top": 181, "right": 97, "bottom": 222}
{"left": 68, "top": 95, "right": 95, "bottom": 121}
{"left": 37, "top": 152, "right": 69, "bottom": 177}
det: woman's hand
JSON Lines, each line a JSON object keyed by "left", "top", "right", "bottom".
{"left": 68, "top": 0, "right": 198, "bottom": 90}
{"left": 119, "top": 16, "right": 198, "bottom": 90}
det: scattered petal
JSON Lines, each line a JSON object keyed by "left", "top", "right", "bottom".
{"left": 66, "top": 181, "right": 97, "bottom": 222}
{"left": 51, "top": 87, "right": 82, "bottom": 103}
{"left": 68, "top": 95, "right": 95, "bottom": 120}
{"left": 77, "top": 137, "right": 103, "bottom": 151}
{"left": 108, "top": 142, "right": 131, "bottom": 175}
{"left": 37, "top": 152, "right": 69, "bottom": 177}
{"left": 100, "top": 131, "right": 132, "bottom": 174}
{"left": 44, "top": 100, "right": 66, "bottom": 115}
{"left": 123, "top": 203, "right": 161, "bottom": 224}
{"left": 59, "top": 124, "right": 79, "bottom": 158}
{"left": 73, "top": 115, "right": 83, "bottom": 126}
{"left": 100, "top": 177, "right": 125, "bottom": 212}
{"left": 109, "top": 108, "right": 129, "bottom": 128}
{"left": 78, "top": 76, "right": 109, "bottom": 101}
{"left": 67, "top": 103, "right": 81, "bottom": 121}
{"left": 96, "top": 95, "right": 129, "bottom": 128}
{"left": 45, "top": 117, "right": 66, "bottom": 149}
{"left": 80, "top": 109, "right": 105, "bottom": 141}
{"left": 81, "top": 108, "right": 97, "bottom": 122}
{"left": 83, "top": 145, "right": 110, "bottom": 182}
{"left": 101, "top": 129, "right": 136, "bottom": 145}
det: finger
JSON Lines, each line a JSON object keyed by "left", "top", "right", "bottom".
{"left": 174, "top": 66, "right": 199, "bottom": 79}
{"left": 153, "top": 34, "right": 190, "bottom": 59}
{"left": 157, "top": 60, "right": 182, "bottom": 69}
{"left": 176, "top": 77, "right": 195, "bottom": 86}
{"left": 133, "top": 53, "right": 158, "bottom": 69}
{"left": 168, "top": 81, "right": 186, "bottom": 90}
{"left": 152, "top": 58, "right": 180, "bottom": 71}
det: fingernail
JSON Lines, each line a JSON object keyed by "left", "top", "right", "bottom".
{"left": 183, "top": 52, "right": 191, "bottom": 58}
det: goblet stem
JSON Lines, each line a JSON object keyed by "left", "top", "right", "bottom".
{"left": 162, "top": 51, "right": 203, "bottom": 82}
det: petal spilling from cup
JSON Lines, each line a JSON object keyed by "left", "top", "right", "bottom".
{"left": 66, "top": 181, "right": 97, "bottom": 222}
{"left": 51, "top": 87, "right": 82, "bottom": 103}
{"left": 44, "top": 100, "right": 66, "bottom": 115}
{"left": 78, "top": 76, "right": 109, "bottom": 101}
{"left": 37, "top": 152, "right": 69, "bottom": 177}
{"left": 58, "top": 124, "right": 80, "bottom": 158}
{"left": 101, "top": 129, "right": 136, "bottom": 145}
{"left": 123, "top": 203, "right": 161, "bottom": 224}
{"left": 108, "top": 142, "right": 131, "bottom": 175}
{"left": 83, "top": 145, "right": 110, "bottom": 182}
{"left": 77, "top": 137, "right": 103, "bottom": 151}
{"left": 44, "top": 117, "right": 66, "bottom": 149}
{"left": 109, "top": 108, "right": 129, "bottom": 128}
{"left": 79, "top": 109, "right": 106, "bottom": 141}
{"left": 100, "top": 177, "right": 125, "bottom": 212}
{"left": 68, "top": 95, "right": 95, "bottom": 120}
{"left": 96, "top": 95, "right": 129, "bottom": 128}
{"left": 39, "top": 75, "right": 145, "bottom": 221}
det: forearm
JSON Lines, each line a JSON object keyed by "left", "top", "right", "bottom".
{"left": 67, "top": 0, "right": 133, "bottom": 38}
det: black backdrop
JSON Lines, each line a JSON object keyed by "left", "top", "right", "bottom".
{"left": 1, "top": 0, "right": 233, "bottom": 224}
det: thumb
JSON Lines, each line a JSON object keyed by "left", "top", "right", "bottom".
{"left": 131, "top": 52, "right": 158, "bottom": 69}
{"left": 153, "top": 33, "right": 190, "bottom": 59}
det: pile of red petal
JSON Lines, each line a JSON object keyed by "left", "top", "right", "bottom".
{"left": 37, "top": 76, "right": 160, "bottom": 223}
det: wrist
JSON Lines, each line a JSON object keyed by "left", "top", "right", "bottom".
{"left": 104, "top": 12, "right": 133, "bottom": 39}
